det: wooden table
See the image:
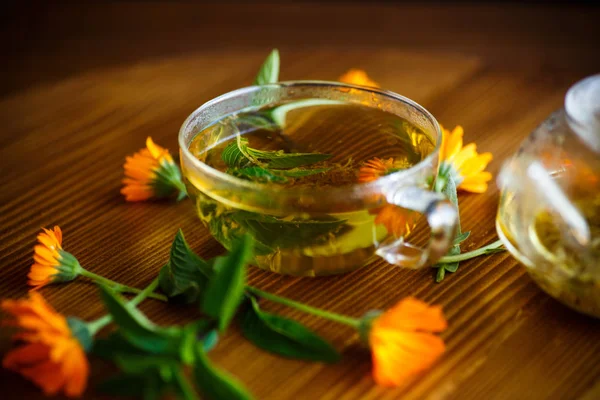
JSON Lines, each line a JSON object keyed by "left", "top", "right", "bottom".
{"left": 1, "top": 3, "right": 599, "bottom": 399}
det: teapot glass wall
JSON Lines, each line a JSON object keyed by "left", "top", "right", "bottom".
{"left": 497, "top": 75, "right": 600, "bottom": 318}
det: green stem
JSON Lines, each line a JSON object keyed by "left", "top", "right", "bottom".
{"left": 80, "top": 269, "right": 167, "bottom": 302}
{"left": 246, "top": 286, "right": 361, "bottom": 329}
{"left": 438, "top": 239, "right": 504, "bottom": 263}
{"left": 87, "top": 278, "right": 161, "bottom": 335}
{"left": 173, "top": 368, "right": 201, "bottom": 400}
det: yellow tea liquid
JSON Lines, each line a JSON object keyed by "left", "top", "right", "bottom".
{"left": 498, "top": 188, "right": 600, "bottom": 316}
{"left": 186, "top": 102, "right": 435, "bottom": 276}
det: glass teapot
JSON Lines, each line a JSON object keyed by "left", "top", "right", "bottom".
{"left": 497, "top": 75, "right": 600, "bottom": 318}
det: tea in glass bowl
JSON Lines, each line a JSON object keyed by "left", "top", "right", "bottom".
{"left": 179, "top": 82, "right": 457, "bottom": 276}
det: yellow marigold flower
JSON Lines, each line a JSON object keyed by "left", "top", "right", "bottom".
{"left": 339, "top": 69, "right": 379, "bottom": 88}
{"left": 438, "top": 125, "right": 493, "bottom": 193}
{"left": 2, "top": 293, "right": 90, "bottom": 397}
{"left": 364, "top": 297, "right": 447, "bottom": 387}
{"left": 28, "top": 226, "right": 81, "bottom": 290}
{"left": 121, "top": 137, "right": 187, "bottom": 202}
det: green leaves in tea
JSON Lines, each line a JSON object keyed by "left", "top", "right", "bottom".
{"left": 231, "top": 211, "right": 348, "bottom": 249}
{"left": 240, "top": 296, "right": 340, "bottom": 362}
{"left": 232, "top": 165, "right": 332, "bottom": 183}
{"left": 221, "top": 139, "right": 251, "bottom": 169}
{"left": 202, "top": 234, "right": 253, "bottom": 331}
{"left": 232, "top": 166, "right": 288, "bottom": 183}
{"left": 253, "top": 49, "right": 280, "bottom": 85}
{"left": 246, "top": 146, "right": 331, "bottom": 169}
{"left": 221, "top": 137, "right": 331, "bottom": 184}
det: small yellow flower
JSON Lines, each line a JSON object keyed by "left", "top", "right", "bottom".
{"left": 438, "top": 125, "right": 493, "bottom": 193}
{"left": 365, "top": 297, "right": 447, "bottom": 387}
{"left": 28, "top": 226, "right": 81, "bottom": 290}
{"left": 2, "top": 293, "right": 90, "bottom": 397}
{"left": 338, "top": 69, "right": 379, "bottom": 88}
{"left": 121, "top": 137, "right": 187, "bottom": 202}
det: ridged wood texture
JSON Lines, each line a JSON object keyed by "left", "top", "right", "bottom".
{"left": 1, "top": 3, "right": 599, "bottom": 400}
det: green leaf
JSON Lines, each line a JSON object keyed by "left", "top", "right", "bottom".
{"left": 104, "top": 356, "right": 184, "bottom": 400}
{"left": 97, "top": 285, "right": 181, "bottom": 354}
{"left": 443, "top": 175, "right": 461, "bottom": 233}
{"left": 97, "top": 373, "right": 165, "bottom": 400}
{"left": 92, "top": 332, "right": 145, "bottom": 359}
{"left": 444, "top": 262, "right": 460, "bottom": 273}
{"left": 453, "top": 231, "right": 471, "bottom": 245}
{"left": 240, "top": 296, "right": 340, "bottom": 363}
{"left": 113, "top": 353, "right": 180, "bottom": 376}
{"left": 436, "top": 266, "right": 446, "bottom": 282}
{"left": 222, "top": 136, "right": 331, "bottom": 171}
{"left": 159, "top": 230, "right": 212, "bottom": 304}
{"left": 236, "top": 113, "right": 278, "bottom": 131}
{"left": 233, "top": 166, "right": 288, "bottom": 183}
{"left": 94, "top": 325, "right": 220, "bottom": 399}
{"left": 194, "top": 344, "right": 254, "bottom": 400}
{"left": 231, "top": 211, "right": 348, "bottom": 249}
{"left": 436, "top": 175, "right": 463, "bottom": 282}
{"left": 248, "top": 149, "right": 331, "bottom": 169}
{"left": 253, "top": 49, "right": 279, "bottom": 85}
{"left": 232, "top": 166, "right": 331, "bottom": 183}
{"left": 202, "top": 235, "right": 253, "bottom": 331}
{"left": 222, "top": 141, "right": 250, "bottom": 169}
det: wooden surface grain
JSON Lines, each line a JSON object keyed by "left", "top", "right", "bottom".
{"left": 1, "top": 3, "right": 600, "bottom": 400}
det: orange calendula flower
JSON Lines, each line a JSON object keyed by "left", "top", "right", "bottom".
{"left": 359, "top": 158, "right": 416, "bottom": 237}
{"left": 358, "top": 157, "right": 396, "bottom": 183}
{"left": 364, "top": 297, "right": 447, "bottom": 387}
{"left": 121, "top": 137, "right": 187, "bottom": 202}
{"left": 437, "top": 125, "right": 493, "bottom": 193}
{"left": 374, "top": 205, "right": 417, "bottom": 238}
{"left": 2, "top": 293, "right": 90, "bottom": 397}
{"left": 339, "top": 69, "right": 379, "bottom": 88}
{"left": 28, "top": 226, "right": 81, "bottom": 290}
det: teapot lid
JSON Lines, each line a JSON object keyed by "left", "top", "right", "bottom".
{"left": 565, "top": 74, "right": 600, "bottom": 153}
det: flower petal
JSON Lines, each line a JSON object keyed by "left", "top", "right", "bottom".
{"left": 374, "top": 205, "right": 416, "bottom": 238}
{"left": 33, "top": 245, "right": 60, "bottom": 266}
{"left": 457, "top": 180, "right": 489, "bottom": 193}
{"left": 3, "top": 343, "right": 50, "bottom": 368}
{"left": 450, "top": 143, "right": 477, "bottom": 171}
{"left": 445, "top": 126, "right": 464, "bottom": 162}
{"left": 457, "top": 152, "right": 493, "bottom": 177}
{"left": 371, "top": 330, "right": 445, "bottom": 386}
{"left": 62, "top": 345, "right": 89, "bottom": 397}
{"left": 338, "top": 69, "right": 379, "bottom": 88}
{"left": 358, "top": 158, "right": 395, "bottom": 183}
{"left": 1, "top": 293, "right": 88, "bottom": 397}
{"left": 374, "top": 297, "right": 447, "bottom": 333}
